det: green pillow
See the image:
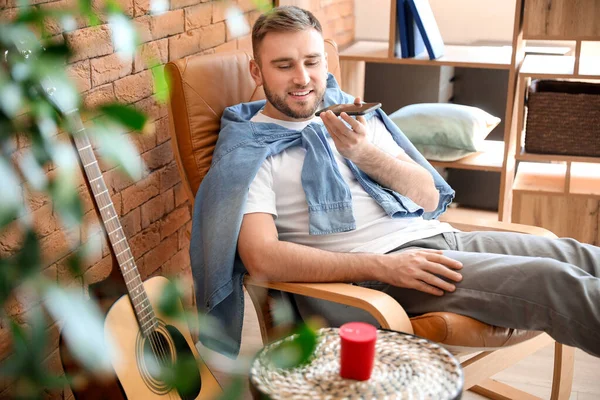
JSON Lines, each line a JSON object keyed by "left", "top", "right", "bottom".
{"left": 389, "top": 103, "right": 501, "bottom": 161}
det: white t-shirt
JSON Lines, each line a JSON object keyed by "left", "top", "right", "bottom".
{"left": 244, "top": 111, "right": 456, "bottom": 254}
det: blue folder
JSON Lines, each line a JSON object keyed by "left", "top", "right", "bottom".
{"left": 405, "top": 1, "right": 426, "bottom": 57}
{"left": 395, "top": 0, "right": 408, "bottom": 58}
{"left": 406, "top": 0, "right": 445, "bottom": 60}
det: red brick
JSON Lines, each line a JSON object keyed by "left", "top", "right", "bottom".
{"left": 4, "top": 286, "right": 38, "bottom": 318}
{"left": 215, "top": 39, "right": 237, "bottom": 53}
{"left": 160, "top": 205, "right": 190, "bottom": 240}
{"left": 140, "top": 189, "right": 173, "bottom": 228}
{"left": 178, "top": 222, "right": 191, "bottom": 250}
{"left": 168, "top": 23, "right": 226, "bottom": 60}
{"left": 141, "top": 141, "right": 173, "bottom": 171}
{"left": 114, "top": 70, "right": 153, "bottom": 104}
{"left": 237, "top": 34, "right": 252, "bottom": 52}
{"left": 162, "top": 247, "right": 190, "bottom": 276}
{"left": 237, "top": 0, "right": 258, "bottom": 13}
{"left": 0, "top": 221, "right": 24, "bottom": 258}
{"left": 133, "top": 96, "right": 167, "bottom": 121}
{"left": 0, "top": 323, "right": 12, "bottom": 362}
{"left": 159, "top": 161, "right": 180, "bottom": 192}
{"left": 133, "top": 0, "right": 149, "bottom": 17}
{"left": 83, "top": 255, "right": 113, "bottom": 285}
{"left": 173, "top": 183, "right": 189, "bottom": 207}
{"left": 212, "top": 0, "right": 233, "bottom": 23}
{"left": 41, "top": 0, "right": 83, "bottom": 36}
{"left": 121, "top": 207, "right": 141, "bottom": 238}
{"left": 185, "top": 2, "right": 212, "bottom": 30}
{"left": 82, "top": 83, "right": 116, "bottom": 110}
{"left": 141, "top": 232, "right": 177, "bottom": 277}
{"left": 32, "top": 203, "right": 58, "bottom": 237}
{"left": 93, "top": 0, "right": 134, "bottom": 18}
{"left": 90, "top": 53, "right": 133, "bottom": 87}
{"left": 103, "top": 167, "right": 134, "bottom": 195}
{"left": 77, "top": 184, "right": 95, "bottom": 214}
{"left": 40, "top": 230, "right": 72, "bottom": 268}
{"left": 133, "top": 39, "right": 168, "bottom": 73}
{"left": 129, "top": 222, "right": 160, "bottom": 259}
{"left": 133, "top": 16, "right": 153, "bottom": 43}
{"left": 66, "top": 60, "right": 91, "bottom": 92}
{"left": 155, "top": 116, "right": 171, "bottom": 144}
{"left": 121, "top": 171, "right": 160, "bottom": 214}
{"left": 171, "top": 0, "right": 202, "bottom": 9}
{"left": 151, "top": 10, "right": 184, "bottom": 39}
{"left": 129, "top": 129, "right": 157, "bottom": 153}
{"left": 65, "top": 25, "right": 113, "bottom": 63}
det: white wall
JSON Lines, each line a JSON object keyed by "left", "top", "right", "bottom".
{"left": 354, "top": 0, "right": 517, "bottom": 45}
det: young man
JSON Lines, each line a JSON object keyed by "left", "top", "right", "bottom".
{"left": 189, "top": 6, "right": 600, "bottom": 358}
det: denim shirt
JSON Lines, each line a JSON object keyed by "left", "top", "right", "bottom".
{"left": 189, "top": 74, "right": 455, "bottom": 357}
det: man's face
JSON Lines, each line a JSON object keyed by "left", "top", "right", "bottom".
{"left": 250, "top": 28, "right": 328, "bottom": 121}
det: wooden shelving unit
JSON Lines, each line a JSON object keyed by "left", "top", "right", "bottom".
{"left": 429, "top": 141, "right": 505, "bottom": 173}
{"left": 508, "top": 0, "right": 600, "bottom": 242}
{"left": 339, "top": 40, "right": 513, "bottom": 70}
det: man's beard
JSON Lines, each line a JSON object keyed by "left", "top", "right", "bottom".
{"left": 263, "top": 81, "right": 325, "bottom": 120}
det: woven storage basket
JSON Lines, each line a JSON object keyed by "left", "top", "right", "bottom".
{"left": 524, "top": 80, "right": 600, "bottom": 157}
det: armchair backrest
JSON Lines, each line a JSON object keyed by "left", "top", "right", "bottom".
{"left": 165, "top": 39, "right": 342, "bottom": 205}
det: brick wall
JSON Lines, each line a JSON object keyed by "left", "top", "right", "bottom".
{"left": 0, "top": 0, "right": 356, "bottom": 398}
{"left": 277, "top": 0, "right": 355, "bottom": 47}
{"left": 0, "top": 1, "right": 263, "bottom": 399}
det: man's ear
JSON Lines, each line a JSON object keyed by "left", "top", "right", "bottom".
{"left": 323, "top": 52, "right": 329, "bottom": 79}
{"left": 249, "top": 59, "right": 263, "bottom": 87}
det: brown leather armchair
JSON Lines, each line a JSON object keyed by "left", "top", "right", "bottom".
{"left": 165, "top": 40, "right": 575, "bottom": 399}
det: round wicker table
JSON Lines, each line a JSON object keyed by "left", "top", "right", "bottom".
{"left": 249, "top": 327, "right": 463, "bottom": 400}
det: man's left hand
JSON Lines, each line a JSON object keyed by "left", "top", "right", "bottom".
{"left": 320, "top": 97, "right": 374, "bottom": 162}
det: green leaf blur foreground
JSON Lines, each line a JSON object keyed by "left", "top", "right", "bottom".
{"left": 267, "top": 323, "right": 318, "bottom": 370}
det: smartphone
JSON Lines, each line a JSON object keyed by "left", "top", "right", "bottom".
{"left": 315, "top": 102, "right": 382, "bottom": 117}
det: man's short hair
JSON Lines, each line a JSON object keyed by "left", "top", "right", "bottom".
{"left": 252, "top": 6, "right": 322, "bottom": 62}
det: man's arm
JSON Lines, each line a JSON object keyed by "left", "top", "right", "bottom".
{"left": 320, "top": 102, "right": 439, "bottom": 212}
{"left": 238, "top": 213, "right": 463, "bottom": 296}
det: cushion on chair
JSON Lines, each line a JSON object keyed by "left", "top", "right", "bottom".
{"left": 411, "top": 312, "right": 541, "bottom": 351}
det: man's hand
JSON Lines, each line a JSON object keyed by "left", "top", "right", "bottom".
{"left": 378, "top": 249, "right": 463, "bottom": 296}
{"left": 321, "top": 97, "right": 373, "bottom": 162}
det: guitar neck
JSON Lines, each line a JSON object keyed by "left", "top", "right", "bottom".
{"left": 71, "top": 115, "right": 158, "bottom": 335}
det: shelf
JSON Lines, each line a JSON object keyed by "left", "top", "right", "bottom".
{"left": 519, "top": 55, "right": 600, "bottom": 79}
{"left": 439, "top": 206, "right": 498, "bottom": 223}
{"left": 429, "top": 141, "right": 505, "bottom": 172}
{"left": 513, "top": 162, "right": 600, "bottom": 197}
{"left": 339, "top": 40, "right": 513, "bottom": 70}
{"left": 517, "top": 149, "right": 600, "bottom": 164}
{"left": 513, "top": 162, "right": 566, "bottom": 194}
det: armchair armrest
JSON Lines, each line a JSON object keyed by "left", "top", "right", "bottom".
{"left": 440, "top": 214, "right": 557, "bottom": 238}
{"left": 244, "top": 277, "right": 414, "bottom": 334}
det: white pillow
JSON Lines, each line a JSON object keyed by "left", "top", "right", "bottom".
{"left": 389, "top": 103, "right": 501, "bottom": 161}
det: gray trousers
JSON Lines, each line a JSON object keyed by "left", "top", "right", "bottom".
{"left": 293, "top": 231, "right": 600, "bottom": 357}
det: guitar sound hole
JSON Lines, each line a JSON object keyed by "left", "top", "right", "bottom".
{"left": 144, "top": 330, "right": 173, "bottom": 379}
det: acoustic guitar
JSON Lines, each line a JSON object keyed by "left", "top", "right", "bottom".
{"left": 21, "top": 40, "right": 223, "bottom": 399}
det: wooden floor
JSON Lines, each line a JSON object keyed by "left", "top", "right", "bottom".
{"left": 197, "top": 290, "right": 600, "bottom": 399}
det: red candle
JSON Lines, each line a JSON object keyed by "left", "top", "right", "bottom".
{"left": 339, "top": 322, "right": 377, "bottom": 381}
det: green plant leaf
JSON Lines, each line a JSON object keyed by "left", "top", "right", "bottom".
{"left": 157, "top": 279, "right": 183, "bottom": 318}
{"left": 216, "top": 376, "right": 244, "bottom": 400}
{"left": 0, "top": 157, "right": 23, "bottom": 228}
{"left": 99, "top": 103, "right": 147, "bottom": 131}
{"left": 268, "top": 323, "right": 318, "bottom": 370}
{"left": 15, "top": 229, "right": 42, "bottom": 279}
{"left": 44, "top": 285, "right": 116, "bottom": 374}
{"left": 152, "top": 65, "right": 169, "bottom": 104}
